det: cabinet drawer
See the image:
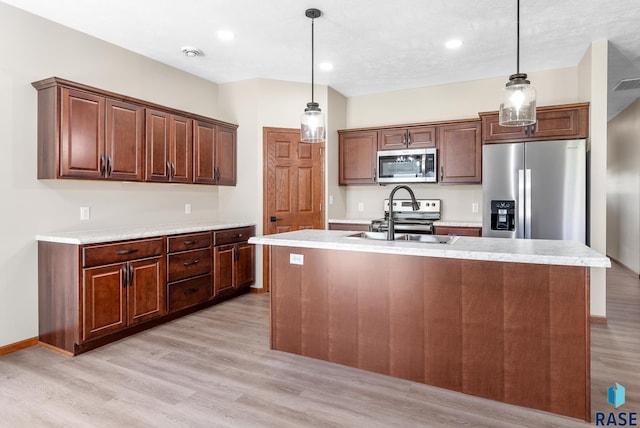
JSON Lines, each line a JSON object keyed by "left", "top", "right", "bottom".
{"left": 167, "top": 232, "right": 212, "bottom": 253}
{"left": 213, "top": 226, "right": 255, "bottom": 246}
{"left": 83, "top": 237, "right": 164, "bottom": 267}
{"left": 434, "top": 226, "right": 482, "bottom": 237}
{"left": 167, "top": 248, "right": 212, "bottom": 282}
{"left": 167, "top": 275, "right": 211, "bottom": 312}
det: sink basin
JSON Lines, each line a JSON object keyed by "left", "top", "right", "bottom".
{"left": 347, "top": 231, "right": 404, "bottom": 240}
{"left": 347, "top": 232, "right": 457, "bottom": 244}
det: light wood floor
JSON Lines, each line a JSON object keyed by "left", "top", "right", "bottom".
{"left": 1, "top": 262, "right": 638, "bottom": 427}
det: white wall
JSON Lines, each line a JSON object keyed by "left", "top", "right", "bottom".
{"left": 607, "top": 98, "right": 640, "bottom": 273}
{"left": 0, "top": 3, "right": 224, "bottom": 347}
{"left": 217, "top": 79, "right": 329, "bottom": 288}
{"left": 578, "top": 40, "right": 609, "bottom": 317}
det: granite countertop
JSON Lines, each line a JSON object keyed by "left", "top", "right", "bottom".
{"left": 249, "top": 229, "right": 610, "bottom": 268}
{"left": 36, "top": 221, "right": 255, "bottom": 245}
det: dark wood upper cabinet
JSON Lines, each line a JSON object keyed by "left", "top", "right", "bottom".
{"left": 193, "top": 121, "right": 237, "bottom": 185}
{"left": 39, "top": 86, "right": 144, "bottom": 181}
{"left": 378, "top": 125, "right": 436, "bottom": 150}
{"left": 33, "top": 77, "right": 237, "bottom": 186}
{"left": 437, "top": 121, "right": 482, "bottom": 184}
{"left": 480, "top": 103, "right": 589, "bottom": 143}
{"left": 338, "top": 130, "right": 378, "bottom": 185}
{"left": 105, "top": 99, "right": 145, "bottom": 181}
{"left": 145, "top": 109, "right": 192, "bottom": 183}
{"left": 216, "top": 124, "right": 237, "bottom": 186}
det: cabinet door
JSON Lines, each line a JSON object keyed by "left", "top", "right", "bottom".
{"left": 481, "top": 104, "right": 589, "bottom": 143}
{"left": 128, "top": 256, "right": 166, "bottom": 325}
{"left": 216, "top": 125, "right": 237, "bottom": 186}
{"left": 145, "top": 109, "right": 171, "bottom": 182}
{"left": 438, "top": 121, "right": 482, "bottom": 184}
{"left": 60, "top": 88, "right": 105, "bottom": 179}
{"left": 339, "top": 130, "right": 378, "bottom": 185}
{"left": 82, "top": 263, "right": 127, "bottom": 341}
{"left": 378, "top": 128, "right": 408, "bottom": 150}
{"left": 193, "top": 120, "right": 216, "bottom": 184}
{"left": 235, "top": 242, "right": 255, "bottom": 289}
{"left": 169, "top": 114, "right": 193, "bottom": 183}
{"left": 105, "top": 99, "right": 144, "bottom": 181}
{"left": 408, "top": 126, "right": 436, "bottom": 148}
{"left": 214, "top": 244, "right": 235, "bottom": 297}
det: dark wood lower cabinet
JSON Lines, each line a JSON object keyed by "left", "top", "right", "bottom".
{"left": 38, "top": 226, "right": 255, "bottom": 356}
{"left": 269, "top": 246, "right": 590, "bottom": 421}
{"left": 213, "top": 227, "right": 256, "bottom": 297}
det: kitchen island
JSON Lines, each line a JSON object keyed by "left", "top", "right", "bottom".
{"left": 249, "top": 230, "right": 610, "bottom": 421}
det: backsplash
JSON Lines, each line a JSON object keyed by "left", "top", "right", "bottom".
{"left": 342, "top": 183, "right": 483, "bottom": 222}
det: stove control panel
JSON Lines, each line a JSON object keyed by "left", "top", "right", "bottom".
{"left": 384, "top": 199, "right": 441, "bottom": 213}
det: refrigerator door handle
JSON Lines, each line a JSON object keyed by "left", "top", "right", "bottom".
{"left": 525, "top": 169, "right": 532, "bottom": 239}
{"left": 518, "top": 169, "right": 525, "bottom": 239}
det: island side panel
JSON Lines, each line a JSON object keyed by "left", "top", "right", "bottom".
{"left": 461, "top": 260, "right": 505, "bottom": 402}
{"left": 388, "top": 253, "right": 425, "bottom": 383}
{"left": 356, "top": 252, "right": 391, "bottom": 375}
{"left": 327, "top": 250, "right": 358, "bottom": 367}
{"left": 549, "top": 265, "right": 590, "bottom": 421}
{"left": 300, "top": 248, "right": 329, "bottom": 361}
{"left": 423, "top": 257, "right": 463, "bottom": 391}
{"left": 270, "top": 246, "right": 302, "bottom": 354}
{"left": 503, "top": 264, "right": 551, "bottom": 410}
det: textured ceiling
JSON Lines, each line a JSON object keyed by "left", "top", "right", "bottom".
{"left": 3, "top": 0, "right": 640, "bottom": 118}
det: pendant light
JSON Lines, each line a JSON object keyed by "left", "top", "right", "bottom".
{"left": 499, "top": 0, "right": 536, "bottom": 126}
{"left": 300, "top": 8, "right": 325, "bottom": 143}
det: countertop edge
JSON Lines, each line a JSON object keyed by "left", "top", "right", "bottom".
{"left": 248, "top": 231, "right": 611, "bottom": 269}
{"left": 37, "top": 222, "right": 256, "bottom": 245}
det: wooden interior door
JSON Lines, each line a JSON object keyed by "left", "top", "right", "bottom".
{"left": 263, "top": 127, "right": 325, "bottom": 291}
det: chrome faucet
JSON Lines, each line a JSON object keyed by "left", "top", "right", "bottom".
{"left": 387, "top": 185, "right": 420, "bottom": 240}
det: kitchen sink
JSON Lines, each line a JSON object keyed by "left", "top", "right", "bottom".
{"left": 347, "top": 232, "right": 457, "bottom": 244}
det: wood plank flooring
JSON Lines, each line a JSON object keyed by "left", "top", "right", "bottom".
{"left": 1, "top": 262, "right": 638, "bottom": 427}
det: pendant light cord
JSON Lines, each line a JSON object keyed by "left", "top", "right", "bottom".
{"left": 516, "top": 0, "right": 520, "bottom": 74}
{"left": 311, "top": 16, "right": 315, "bottom": 104}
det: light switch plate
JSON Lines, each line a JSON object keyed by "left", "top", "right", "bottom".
{"left": 290, "top": 253, "right": 304, "bottom": 265}
{"left": 472, "top": 203, "right": 479, "bottom": 213}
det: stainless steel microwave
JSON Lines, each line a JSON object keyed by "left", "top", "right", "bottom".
{"left": 377, "top": 148, "right": 437, "bottom": 184}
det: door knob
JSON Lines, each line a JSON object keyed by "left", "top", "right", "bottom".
{"left": 270, "top": 216, "right": 281, "bottom": 222}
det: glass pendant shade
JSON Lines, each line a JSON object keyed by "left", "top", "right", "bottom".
{"left": 499, "top": 73, "right": 536, "bottom": 126}
{"left": 301, "top": 102, "right": 325, "bottom": 143}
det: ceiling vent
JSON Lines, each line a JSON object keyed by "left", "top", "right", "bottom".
{"left": 613, "top": 78, "right": 640, "bottom": 91}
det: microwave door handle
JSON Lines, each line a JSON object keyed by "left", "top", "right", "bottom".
{"left": 422, "top": 155, "right": 426, "bottom": 177}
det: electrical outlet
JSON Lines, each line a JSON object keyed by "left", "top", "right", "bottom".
{"left": 80, "top": 206, "right": 90, "bottom": 220}
{"left": 358, "top": 202, "right": 364, "bottom": 212}
{"left": 472, "top": 203, "right": 479, "bottom": 213}
{"left": 185, "top": 203, "right": 191, "bottom": 214}
{"left": 329, "top": 195, "right": 334, "bottom": 205}
{"left": 290, "top": 253, "right": 304, "bottom": 265}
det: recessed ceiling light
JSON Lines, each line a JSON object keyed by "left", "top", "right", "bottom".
{"left": 217, "top": 30, "right": 235, "bottom": 41}
{"left": 181, "top": 46, "right": 203, "bottom": 57}
{"left": 319, "top": 62, "right": 334, "bottom": 71}
{"left": 445, "top": 39, "right": 463, "bottom": 49}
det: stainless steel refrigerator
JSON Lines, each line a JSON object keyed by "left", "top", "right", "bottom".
{"left": 482, "top": 139, "right": 587, "bottom": 243}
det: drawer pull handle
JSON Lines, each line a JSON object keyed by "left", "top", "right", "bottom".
{"left": 234, "top": 234, "right": 243, "bottom": 239}
{"left": 183, "top": 259, "right": 200, "bottom": 267}
{"left": 184, "top": 288, "right": 199, "bottom": 295}
{"left": 116, "top": 249, "right": 139, "bottom": 255}
{"left": 183, "top": 240, "right": 197, "bottom": 245}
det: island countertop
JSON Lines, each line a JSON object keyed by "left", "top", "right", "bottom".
{"left": 36, "top": 221, "right": 255, "bottom": 245}
{"left": 249, "top": 229, "right": 610, "bottom": 268}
